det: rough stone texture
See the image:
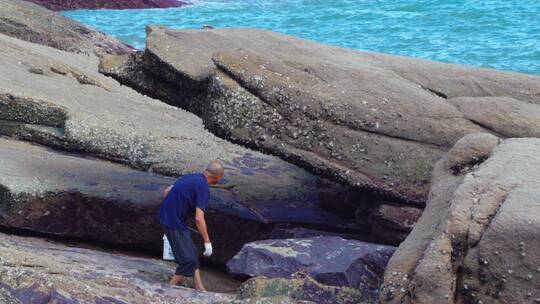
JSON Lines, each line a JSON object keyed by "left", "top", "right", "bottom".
{"left": 0, "top": 137, "right": 174, "bottom": 247}
{"left": 368, "top": 204, "right": 423, "bottom": 244}
{"left": 227, "top": 237, "right": 395, "bottom": 301}
{"left": 0, "top": 34, "right": 369, "bottom": 262}
{"left": 232, "top": 275, "right": 370, "bottom": 304}
{"left": 100, "top": 26, "right": 540, "bottom": 206}
{"left": 449, "top": 96, "right": 540, "bottom": 138}
{"left": 0, "top": 232, "right": 234, "bottom": 304}
{"left": 25, "top": 0, "right": 185, "bottom": 10}
{"left": 379, "top": 135, "right": 540, "bottom": 304}
{"left": 379, "top": 133, "right": 499, "bottom": 303}
{"left": 0, "top": 0, "right": 132, "bottom": 57}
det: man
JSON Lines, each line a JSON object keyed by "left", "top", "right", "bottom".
{"left": 159, "top": 160, "right": 224, "bottom": 292}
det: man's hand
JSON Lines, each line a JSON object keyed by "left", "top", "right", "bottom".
{"left": 203, "top": 242, "right": 213, "bottom": 257}
{"left": 195, "top": 208, "right": 212, "bottom": 257}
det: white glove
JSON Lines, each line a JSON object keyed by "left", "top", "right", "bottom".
{"left": 203, "top": 242, "right": 213, "bottom": 257}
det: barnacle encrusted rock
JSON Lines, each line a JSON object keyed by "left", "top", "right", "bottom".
{"left": 100, "top": 25, "right": 540, "bottom": 205}
{"left": 227, "top": 237, "right": 395, "bottom": 301}
{"left": 380, "top": 135, "right": 540, "bottom": 304}
{"left": 0, "top": 232, "right": 234, "bottom": 303}
{"left": 0, "top": 0, "right": 132, "bottom": 56}
{"left": 0, "top": 34, "right": 365, "bottom": 263}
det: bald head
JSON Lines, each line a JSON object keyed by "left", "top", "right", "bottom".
{"left": 205, "top": 160, "right": 224, "bottom": 178}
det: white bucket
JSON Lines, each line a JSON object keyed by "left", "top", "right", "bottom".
{"left": 163, "top": 234, "right": 174, "bottom": 261}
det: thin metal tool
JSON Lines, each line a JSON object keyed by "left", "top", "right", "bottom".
{"left": 187, "top": 226, "right": 200, "bottom": 234}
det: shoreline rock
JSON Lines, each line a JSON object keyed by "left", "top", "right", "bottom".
{"left": 380, "top": 135, "right": 540, "bottom": 303}
{"left": 0, "top": 33, "right": 378, "bottom": 263}
{"left": 234, "top": 275, "right": 369, "bottom": 304}
{"left": 0, "top": 232, "right": 234, "bottom": 303}
{"left": 0, "top": 0, "right": 133, "bottom": 57}
{"left": 0, "top": 137, "right": 173, "bottom": 247}
{"left": 227, "top": 237, "right": 395, "bottom": 301}
{"left": 101, "top": 25, "right": 540, "bottom": 206}
{"left": 24, "top": 0, "right": 186, "bottom": 11}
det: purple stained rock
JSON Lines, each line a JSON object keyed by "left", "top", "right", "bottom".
{"left": 227, "top": 236, "right": 396, "bottom": 292}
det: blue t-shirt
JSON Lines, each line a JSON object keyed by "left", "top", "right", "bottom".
{"left": 158, "top": 173, "right": 210, "bottom": 230}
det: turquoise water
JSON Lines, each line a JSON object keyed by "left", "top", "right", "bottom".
{"left": 63, "top": 0, "right": 540, "bottom": 75}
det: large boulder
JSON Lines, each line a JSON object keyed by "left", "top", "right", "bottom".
{"left": 0, "top": 0, "right": 132, "bottom": 56}
{"left": 25, "top": 0, "right": 185, "bottom": 10}
{"left": 0, "top": 232, "right": 234, "bottom": 303}
{"left": 231, "top": 275, "right": 369, "bottom": 304}
{"left": 227, "top": 237, "right": 395, "bottom": 300}
{"left": 0, "top": 137, "right": 173, "bottom": 247}
{"left": 380, "top": 135, "right": 540, "bottom": 304}
{"left": 100, "top": 26, "right": 540, "bottom": 206}
{"left": 0, "top": 34, "right": 367, "bottom": 262}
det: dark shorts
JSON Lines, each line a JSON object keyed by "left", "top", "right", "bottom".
{"left": 163, "top": 226, "right": 199, "bottom": 277}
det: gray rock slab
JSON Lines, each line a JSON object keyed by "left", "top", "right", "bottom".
{"left": 0, "top": 0, "right": 132, "bottom": 56}
{"left": 0, "top": 232, "right": 234, "bottom": 303}
{"left": 227, "top": 237, "right": 395, "bottom": 300}
{"left": 0, "top": 34, "right": 365, "bottom": 261}
{"left": 380, "top": 135, "right": 540, "bottom": 304}
{"left": 234, "top": 275, "right": 369, "bottom": 304}
{"left": 0, "top": 137, "right": 173, "bottom": 246}
{"left": 102, "top": 26, "right": 540, "bottom": 204}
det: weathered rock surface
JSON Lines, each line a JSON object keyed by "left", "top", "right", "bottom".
{"left": 380, "top": 135, "right": 540, "bottom": 304}
{"left": 100, "top": 26, "right": 540, "bottom": 206}
{"left": 227, "top": 237, "right": 395, "bottom": 300}
{"left": 231, "top": 275, "right": 369, "bottom": 304}
{"left": 25, "top": 0, "right": 185, "bottom": 10}
{"left": 1, "top": 0, "right": 132, "bottom": 56}
{"left": 368, "top": 204, "right": 423, "bottom": 244}
{"left": 0, "top": 34, "right": 369, "bottom": 262}
{"left": 0, "top": 232, "right": 234, "bottom": 303}
{"left": 0, "top": 137, "right": 175, "bottom": 247}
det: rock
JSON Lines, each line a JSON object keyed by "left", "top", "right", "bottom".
{"left": 379, "top": 135, "right": 540, "bottom": 304}
{"left": 268, "top": 226, "right": 369, "bottom": 241}
{"left": 368, "top": 204, "right": 423, "bottom": 244}
{"left": 226, "top": 237, "right": 395, "bottom": 300}
{"left": 25, "top": 0, "right": 185, "bottom": 10}
{"left": 233, "top": 275, "right": 369, "bottom": 304}
{"left": 101, "top": 26, "right": 540, "bottom": 205}
{"left": 449, "top": 96, "right": 540, "bottom": 138}
{"left": 0, "top": 0, "right": 132, "bottom": 57}
{"left": 0, "top": 137, "right": 174, "bottom": 247}
{"left": 0, "top": 34, "right": 366, "bottom": 262}
{"left": 0, "top": 232, "right": 234, "bottom": 303}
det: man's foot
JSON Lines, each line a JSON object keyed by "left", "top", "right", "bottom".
{"left": 193, "top": 269, "right": 207, "bottom": 292}
{"left": 195, "top": 287, "right": 207, "bottom": 292}
{"left": 169, "top": 274, "right": 184, "bottom": 286}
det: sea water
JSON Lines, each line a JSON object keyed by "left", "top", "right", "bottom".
{"left": 63, "top": 0, "right": 540, "bottom": 75}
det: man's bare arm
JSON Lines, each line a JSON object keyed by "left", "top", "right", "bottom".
{"left": 163, "top": 185, "right": 173, "bottom": 197}
{"left": 195, "top": 208, "right": 210, "bottom": 243}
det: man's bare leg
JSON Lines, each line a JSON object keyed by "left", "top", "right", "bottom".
{"left": 170, "top": 274, "right": 184, "bottom": 286}
{"left": 193, "top": 269, "right": 207, "bottom": 292}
